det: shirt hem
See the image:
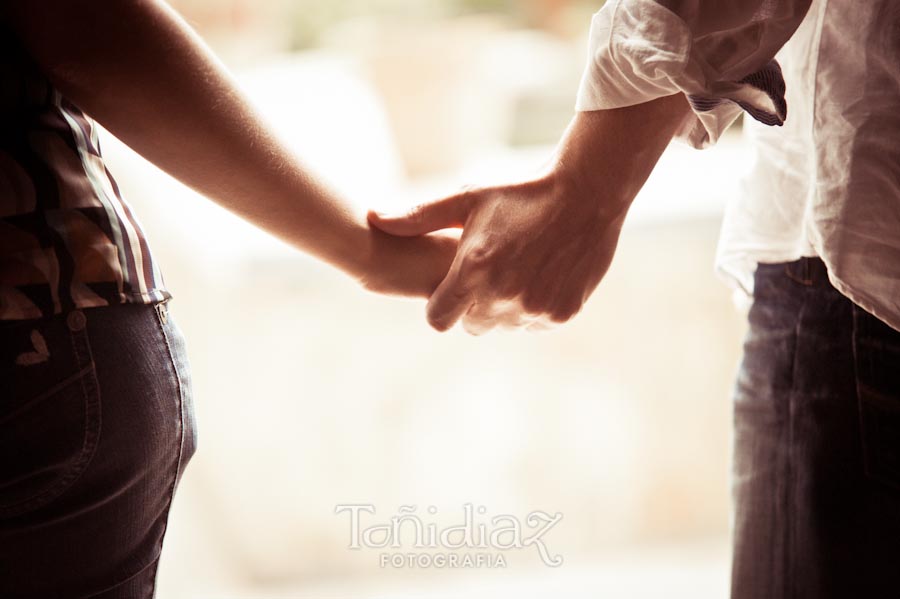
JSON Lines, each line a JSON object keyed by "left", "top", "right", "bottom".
{"left": 0, "top": 289, "right": 173, "bottom": 321}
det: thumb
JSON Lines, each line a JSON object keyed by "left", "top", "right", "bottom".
{"left": 367, "top": 190, "right": 476, "bottom": 237}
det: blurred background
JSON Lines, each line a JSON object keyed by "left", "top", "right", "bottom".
{"left": 99, "top": 0, "right": 754, "bottom": 596}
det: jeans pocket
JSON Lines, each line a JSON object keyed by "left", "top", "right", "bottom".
{"left": 0, "top": 311, "right": 101, "bottom": 518}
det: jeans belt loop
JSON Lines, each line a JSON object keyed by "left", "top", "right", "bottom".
{"left": 156, "top": 301, "right": 169, "bottom": 325}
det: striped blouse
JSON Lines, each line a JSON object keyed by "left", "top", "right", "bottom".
{"left": 0, "top": 32, "right": 169, "bottom": 320}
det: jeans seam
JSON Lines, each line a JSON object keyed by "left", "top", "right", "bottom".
{"left": 783, "top": 287, "right": 809, "bottom": 599}
{"left": 71, "top": 306, "right": 177, "bottom": 599}
{"left": 850, "top": 307, "right": 867, "bottom": 477}
{"left": 152, "top": 303, "right": 185, "bottom": 576}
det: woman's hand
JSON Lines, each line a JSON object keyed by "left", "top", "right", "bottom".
{"left": 351, "top": 226, "right": 459, "bottom": 299}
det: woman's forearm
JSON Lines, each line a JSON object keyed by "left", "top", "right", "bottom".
{"left": 3, "top": 0, "right": 366, "bottom": 274}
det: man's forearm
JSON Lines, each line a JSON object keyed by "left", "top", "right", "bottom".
{"left": 553, "top": 93, "right": 691, "bottom": 219}
{"left": 2, "top": 0, "right": 366, "bottom": 274}
{"left": 367, "top": 92, "right": 693, "bottom": 332}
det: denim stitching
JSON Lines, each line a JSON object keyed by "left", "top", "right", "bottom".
{"left": 0, "top": 365, "right": 93, "bottom": 427}
{"left": 54, "top": 312, "right": 101, "bottom": 502}
{"left": 783, "top": 279, "right": 811, "bottom": 599}
{"left": 151, "top": 302, "right": 186, "bottom": 571}
{"left": 67, "top": 311, "right": 102, "bottom": 478}
{"left": 68, "top": 306, "right": 174, "bottom": 599}
{"left": 82, "top": 551, "right": 161, "bottom": 598}
{"left": 0, "top": 312, "right": 101, "bottom": 517}
{"left": 850, "top": 306, "right": 871, "bottom": 479}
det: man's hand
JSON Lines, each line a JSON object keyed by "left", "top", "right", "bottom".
{"left": 368, "top": 94, "right": 691, "bottom": 333}
{"left": 368, "top": 174, "right": 625, "bottom": 333}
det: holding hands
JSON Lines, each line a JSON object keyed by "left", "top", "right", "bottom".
{"left": 7, "top": 0, "right": 687, "bottom": 336}
{"left": 369, "top": 172, "right": 625, "bottom": 334}
{"left": 369, "top": 95, "right": 689, "bottom": 334}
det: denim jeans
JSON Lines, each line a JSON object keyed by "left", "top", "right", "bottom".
{"left": 0, "top": 302, "right": 196, "bottom": 598}
{"left": 731, "top": 257, "right": 900, "bottom": 598}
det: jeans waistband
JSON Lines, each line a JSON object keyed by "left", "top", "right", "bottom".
{"left": 757, "top": 257, "right": 829, "bottom": 288}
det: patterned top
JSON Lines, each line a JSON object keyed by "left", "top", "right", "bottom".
{"left": 0, "top": 32, "right": 169, "bottom": 320}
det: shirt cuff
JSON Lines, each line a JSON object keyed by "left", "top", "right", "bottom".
{"left": 575, "top": 0, "right": 789, "bottom": 149}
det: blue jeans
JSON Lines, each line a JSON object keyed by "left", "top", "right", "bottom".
{"left": 731, "top": 257, "right": 900, "bottom": 598}
{"left": 0, "top": 302, "right": 196, "bottom": 598}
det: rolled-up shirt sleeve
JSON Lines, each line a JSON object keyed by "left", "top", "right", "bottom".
{"left": 575, "top": 0, "right": 812, "bottom": 148}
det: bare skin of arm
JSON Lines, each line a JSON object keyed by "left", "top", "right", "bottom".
{"left": 1, "top": 0, "right": 456, "bottom": 298}
{"left": 370, "top": 93, "right": 691, "bottom": 333}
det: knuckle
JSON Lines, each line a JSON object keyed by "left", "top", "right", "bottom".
{"left": 520, "top": 292, "right": 547, "bottom": 315}
{"left": 457, "top": 185, "right": 487, "bottom": 209}
{"left": 406, "top": 204, "right": 428, "bottom": 224}
{"left": 359, "top": 274, "right": 388, "bottom": 295}
{"left": 427, "top": 317, "right": 451, "bottom": 332}
{"left": 463, "top": 244, "right": 494, "bottom": 269}
{"left": 426, "top": 303, "right": 457, "bottom": 332}
{"left": 458, "top": 184, "right": 479, "bottom": 199}
{"left": 547, "top": 312, "right": 570, "bottom": 324}
{"left": 450, "top": 285, "right": 471, "bottom": 302}
{"left": 549, "top": 304, "right": 581, "bottom": 324}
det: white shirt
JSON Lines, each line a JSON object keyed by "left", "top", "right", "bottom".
{"left": 576, "top": 0, "right": 900, "bottom": 332}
